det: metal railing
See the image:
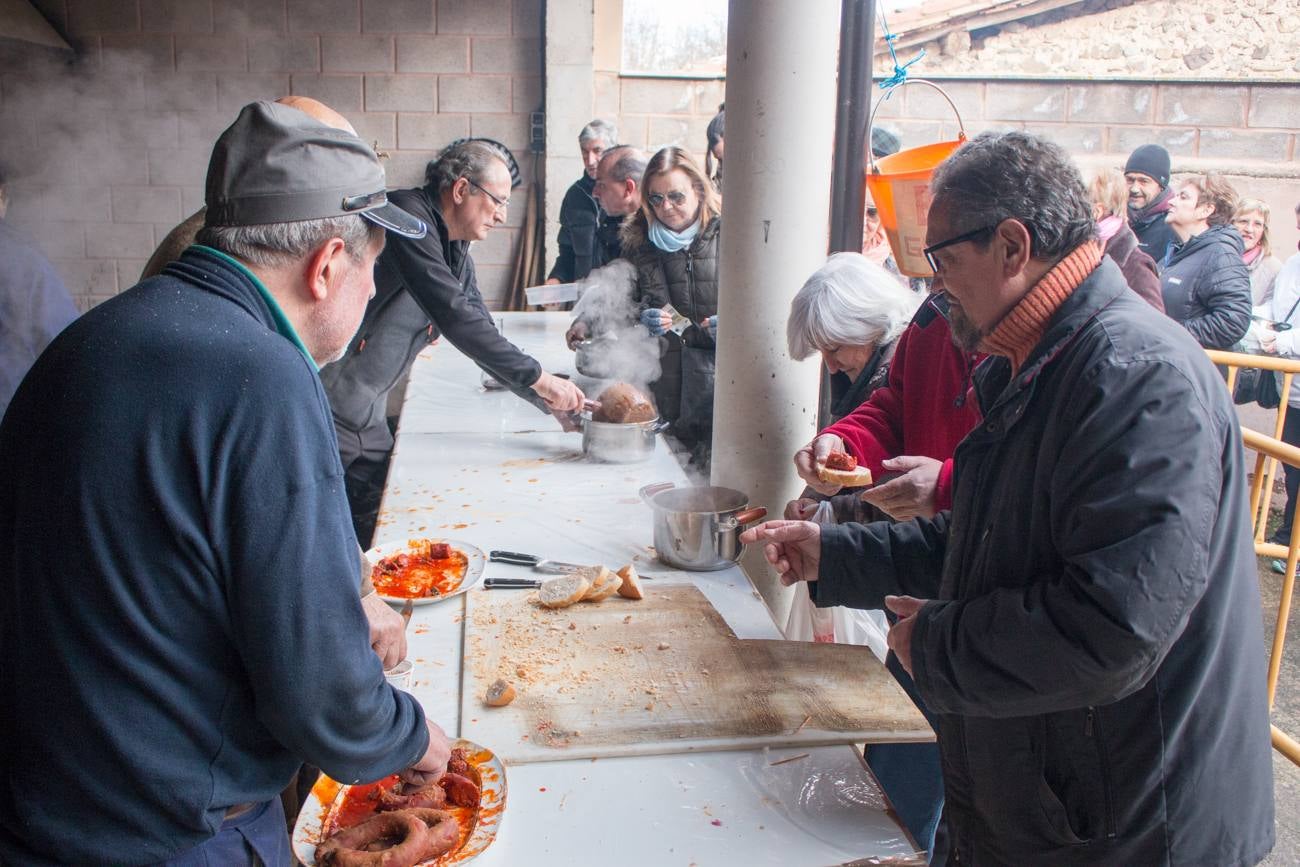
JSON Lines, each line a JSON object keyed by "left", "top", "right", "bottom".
{"left": 1206, "top": 349, "right": 1300, "bottom": 766}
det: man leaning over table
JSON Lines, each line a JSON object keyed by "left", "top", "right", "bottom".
{"left": 743, "top": 131, "right": 1275, "bottom": 865}
{"left": 320, "top": 140, "right": 585, "bottom": 547}
{"left": 0, "top": 101, "right": 451, "bottom": 866}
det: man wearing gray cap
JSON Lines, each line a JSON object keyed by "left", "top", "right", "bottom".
{"left": 0, "top": 101, "right": 450, "bottom": 865}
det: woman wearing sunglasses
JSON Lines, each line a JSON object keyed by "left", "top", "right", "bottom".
{"left": 620, "top": 146, "right": 722, "bottom": 465}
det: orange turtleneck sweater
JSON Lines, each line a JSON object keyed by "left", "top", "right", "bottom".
{"left": 981, "top": 240, "right": 1103, "bottom": 374}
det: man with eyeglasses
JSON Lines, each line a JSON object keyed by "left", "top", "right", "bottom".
{"left": 751, "top": 131, "right": 1274, "bottom": 865}
{"left": 545, "top": 119, "right": 621, "bottom": 286}
{"left": 321, "top": 140, "right": 586, "bottom": 545}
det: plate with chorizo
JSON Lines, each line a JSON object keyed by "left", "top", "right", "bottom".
{"left": 294, "top": 740, "right": 506, "bottom": 867}
{"left": 365, "top": 538, "right": 487, "bottom": 606}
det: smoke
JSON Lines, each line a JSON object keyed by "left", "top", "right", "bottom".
{"left": 571, "top": 258, "right": 663, "bottom": 393}
{"left": 0, "top": 6, "right": 278, "bottom": 296}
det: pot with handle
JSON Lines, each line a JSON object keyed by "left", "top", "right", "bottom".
{"left": 639, "top": 482, "right": 768, "bottom": 571}
{"left": 581, "top": 412, "right": 670, "bottom": 463}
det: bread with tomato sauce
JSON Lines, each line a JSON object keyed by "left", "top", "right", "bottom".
{"left": 816, "top": 450, "right": 873, "bottom": 487}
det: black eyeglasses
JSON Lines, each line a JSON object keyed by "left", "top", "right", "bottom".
{"left": 922, "top": 223, "right": 1001, "bottom": 273}
{"left": 466, "top": 177, "right": 509, "bottom": 213}
{"left": 647, "top": 190, "right": 689, "bottom": 209}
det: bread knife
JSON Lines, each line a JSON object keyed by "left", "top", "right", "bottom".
{"left": 489, "top": 550, "right": 586, "bottom": 574}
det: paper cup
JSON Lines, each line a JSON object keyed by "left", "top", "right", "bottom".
{"left": 384, "top": 659, "right": 414, "bottom": 692}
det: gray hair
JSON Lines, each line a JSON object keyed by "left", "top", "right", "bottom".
{"left": 601, "top": 145, "right": 647, "bottom": 185}
{"left": 929, "top": 130, "right": 1095, "bottom": 261}
{"left": 579, "top": 119, "right": 618, "bottom": 147}
{"left": 787, "top": 253, "right": 921, "bottom": 360}
{"left": 196, "top": 214, "right": 381, "bottom": 269}
{"left": 424, "top": 140, "right": 507, "bottom": 194}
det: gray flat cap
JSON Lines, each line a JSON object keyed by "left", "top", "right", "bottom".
{"left": 204, "top": 100, "right": 425, "bottom": 238}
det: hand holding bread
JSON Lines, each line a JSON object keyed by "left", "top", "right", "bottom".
{"left": 795, "top": 433, "right": 848, "bottom": 495}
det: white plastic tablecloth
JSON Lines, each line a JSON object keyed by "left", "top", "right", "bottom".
{"left": 376, "top": 312, "right": 920, "bottom": 865}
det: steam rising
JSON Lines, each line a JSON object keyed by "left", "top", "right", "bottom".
{"left": 572, "top": 259, "right": 662, "bottom": 392}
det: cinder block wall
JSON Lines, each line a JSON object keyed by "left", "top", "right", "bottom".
{"left": 590, "top": 71, "right": 723, "bottom": 167}
{"left": 0, "top": 0, "right": 543, "bottom": 311}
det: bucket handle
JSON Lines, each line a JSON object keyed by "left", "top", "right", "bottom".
{"left": 867, "top": 78, "right": 967, "bottom": 175}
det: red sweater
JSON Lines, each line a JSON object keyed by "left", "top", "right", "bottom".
{"left": 823, "top": 295, "right": 982, "bottom": 512}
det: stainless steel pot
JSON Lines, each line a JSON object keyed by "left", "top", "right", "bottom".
{"left": 639, "top": 482, "right": 768, "bottom": 571}
{"left": 581, "top": 413, "right": 668, "bottom": 463}
{"left": 574, "top": 335, "right": 620, "bottom": 379}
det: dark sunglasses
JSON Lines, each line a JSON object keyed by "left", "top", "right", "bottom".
{"left": 647, "top": 190, "right": 689, "bottom": 208}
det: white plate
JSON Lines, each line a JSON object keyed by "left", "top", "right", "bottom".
{"left": 293, "top": 739, "right": 507, "bottom": 866}
{"left": 365, "top": 539, "right": 486, "bottom": 606}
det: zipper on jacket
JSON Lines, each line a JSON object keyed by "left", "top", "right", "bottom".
{"left": 1085, "top": 706, "right": 1118, "bottom": 839}
{"left": 685, "top": 253, "right": 697, "bottom": 326}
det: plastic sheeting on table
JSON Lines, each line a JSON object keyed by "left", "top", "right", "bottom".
{"left": 374, "top": 312, "right": 923, "bottom": 866}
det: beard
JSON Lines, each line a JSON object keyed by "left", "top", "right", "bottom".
{"left": 947, "top": 300, "right": 985, "bottom": 352}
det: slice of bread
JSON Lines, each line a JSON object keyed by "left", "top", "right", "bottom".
{"left": 538, "top": 573, "right": 592, "bottom": 608}
{"left": 573, "top": 566, "right": 611, "bottom": 601}
{"left": 616, "top": 564, "right": 644, "bottom": 600}
{"left": 816, "top": 464, "right": 873, "bottom": 487}
{"left": 484, "top": 679, "right": 517, "bottom": 707}
{"left": 584, "top": 571, "right": 624, "bottom": 602}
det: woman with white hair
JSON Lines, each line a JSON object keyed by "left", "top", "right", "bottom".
{"left": 784, "top": 252, "right": 920, "bottom": 522}
{"left": 788, "top": 252, "right": 920, "bottom": 423}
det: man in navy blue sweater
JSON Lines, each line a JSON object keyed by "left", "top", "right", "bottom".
{"left": 0, "top": 102, "right": 451, "bottom": 865}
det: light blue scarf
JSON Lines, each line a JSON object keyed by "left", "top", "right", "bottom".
{"left": 648, "top": 219, "right": 700, "bottom": 253}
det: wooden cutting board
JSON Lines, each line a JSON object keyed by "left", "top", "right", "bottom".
{"left": 460, "top": 583, "right": 932, "bottom": 764}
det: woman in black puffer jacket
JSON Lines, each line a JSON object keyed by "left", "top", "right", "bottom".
{"left": 1159, "top": 173, "right": 1252, "bottom": 350}
{"left": 620, "top": 147, "right": 722, "bottom": 459}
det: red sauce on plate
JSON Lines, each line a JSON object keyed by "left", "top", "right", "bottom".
{"left": 373, "top": 540, "right": 469, "bottom": 599}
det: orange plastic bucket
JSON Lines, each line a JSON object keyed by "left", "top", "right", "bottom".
{"left": 865, "top": 80, "right": 967, "bottom": 278}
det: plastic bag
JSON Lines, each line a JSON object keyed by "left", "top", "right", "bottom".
{"left": 783, "top": 501, "right": 891, "bottom": 662}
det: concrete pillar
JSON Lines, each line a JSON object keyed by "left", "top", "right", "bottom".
{"left": 544, "top": 0, "right": 596, "bottom": 277}
{"left": 711, "top": 0, "right": 842, "bottom": 623}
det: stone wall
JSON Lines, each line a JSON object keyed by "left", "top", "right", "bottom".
{"left": 0, "top": 0, "right": 543, "bottom": 310}
{"left": 870, "top": 77, "right": 1300, "bottom": 254}
{"left": 901, "top": 0, "right": 1300, "bottom": 80}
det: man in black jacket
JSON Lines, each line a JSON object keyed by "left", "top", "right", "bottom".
{"left": 546, "top": 119, "right": 621, "bottom": 285}
{"left": 1124, "top": 143, "right": 1180, "bottom": 264}
{"left": 745, "top": 131, "right": 1274, "bottom": 866}
{"left": 321, "top": 141, "right": 585, "bottom": 544}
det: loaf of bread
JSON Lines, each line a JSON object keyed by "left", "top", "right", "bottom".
{"left": 583, "top": 567, "right": 624, "bottom": 602}
{"left": 615, "top": 564, "right": 644, "bottom": 600}
{"left": 538, "top": 573, "right": 593, "bottom": 608}
{"left": 592, "top": 382, "right": 656, "bottom": 424}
